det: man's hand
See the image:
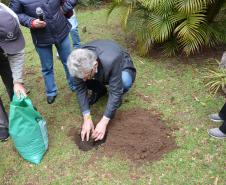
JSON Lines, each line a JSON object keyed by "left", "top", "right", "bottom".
{"left": 92, "top": 116, "right": 110, "bottom": 141}
{"left": 14, "top": 82, "right": 27, "bottom": 98}
{"left": 32, "top": 19, "right": 46, "bottom": 29}
{"left": 81, "top": 115, "right": 94, "bottom": 141}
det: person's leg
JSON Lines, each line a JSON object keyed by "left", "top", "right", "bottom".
{"left": 208, "top": 102, "right": 226, "bottom": 138}
{"left": 122, "top": 70, "right": 133, "bottom": 93}
{"left": 0, "top": 61, "right": 14, "bottom": 100}
{"left": 35, "top": 45, "right": 58, "bottom": 97}
{"left": 219, "top": 102, "right": 226, "bottom": 120}
{"left": 0, "top": 98, "right": 9, "bottom": 141}
{"left": 68, "top": 15, "right": 81, "bottom": 49}
{"left": 219, "top": 122, "right": 226, "bottom": 134}
{"left": 56, "top": 35, "right": 76, "bottom": 91}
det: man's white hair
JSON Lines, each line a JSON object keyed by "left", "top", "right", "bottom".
{"left": 67, "top": 48, "right": 97, "bottom": 78}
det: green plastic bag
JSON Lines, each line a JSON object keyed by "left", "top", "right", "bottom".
{"left": 9, "top": 95, "right": 48, "bottom": 164}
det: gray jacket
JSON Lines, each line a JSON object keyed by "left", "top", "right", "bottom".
{"left": 74, "top": 40, "right": 136, "bottom": 119}
{"left": 0, "top": 47, "right": 24, "bottom": 83}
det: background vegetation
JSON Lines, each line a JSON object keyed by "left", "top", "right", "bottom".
{"left": 109, "top": 0, "right": 226, "bottom": 56}
{"left": 0, "top": 7, "right": 226, "bottom": 184}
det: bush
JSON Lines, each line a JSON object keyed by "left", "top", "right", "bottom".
{"left": 108, "top": 0, "right": 226, "bottom": 56}
{"left": 1, "top": 0, "right": 10, "bottom": 5}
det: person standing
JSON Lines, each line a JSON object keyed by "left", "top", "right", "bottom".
{"left": 56, "top": 10, "right": 81, "bottom": 58}
{"left": 0, "top": 3, "right": 27, "bottom": 141}
{"left": 60, "top": 0, "right": 81, "bottom": 49}
{"left": 10, "top": 0, "right": 78, "bottom": 104}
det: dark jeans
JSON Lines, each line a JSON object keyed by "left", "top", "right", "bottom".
{"left": 218, "top": 102, "right": 226, "bottom": 133}
{"left": 0, "top": 58, "right": 14, "bottom": 128}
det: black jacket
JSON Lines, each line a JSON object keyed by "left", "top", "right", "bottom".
{"left": 74, "top": 40, "right": 136, "bottom": 119}
{"left": 10, "top": 0, "right": 77, "bottom": 46}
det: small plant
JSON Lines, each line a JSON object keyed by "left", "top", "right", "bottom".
{"left": 203, "top": 59, "right": 226, "bottom": 95}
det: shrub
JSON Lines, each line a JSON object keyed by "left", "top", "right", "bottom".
{"left": 108, "top": 0, "right": 226, "bottom": 56}
{"left": 1, "top": 0, "right": 10, "bottom": 5}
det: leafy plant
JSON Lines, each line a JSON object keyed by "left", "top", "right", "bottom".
{"left": 108, "top": 0, "right": 226, "bottom": 56}
{"left": 203, "top": 59, "right": 226, "bottom": 95}
{"left": 0, "top": 0, "right": 10, "bottom": 5}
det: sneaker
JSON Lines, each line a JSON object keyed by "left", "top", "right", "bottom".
{"left": 208, "top": 128, "right": 226, "bottom": 139}
{"left": 209, "top": 113, "right": 223, "bottom": 122}
{"left": 0, "top": 127, "right": 9, "bottom": 142}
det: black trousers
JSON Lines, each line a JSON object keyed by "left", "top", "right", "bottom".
{"left": 218, "top": 102, "right": 226, "bottom": 133}
{"left": 0, "top": 58, "right": 14, "bottom": 128}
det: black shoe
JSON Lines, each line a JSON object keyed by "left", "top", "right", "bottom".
{"left": 88, "top": 89, "right": 107, "bottom": 105}
{"left": 0, "top": 127, "right": 9, "bottom": 142}
{"left": 47, "top": 95, "right": 57, "bottom": 104}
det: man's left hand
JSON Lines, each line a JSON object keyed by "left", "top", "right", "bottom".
{"left": 92, "top": 116, "right": 110, "bottom": 141}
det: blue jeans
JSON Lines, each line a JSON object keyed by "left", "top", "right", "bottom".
{"left": 122, "top": 71, "right": 133, "bottom": 92}
{"left": 68, "top": 15, "right": 81, "bottom": 49}
{"left": 36, "top": 35, "right": 76, "bottom": 96}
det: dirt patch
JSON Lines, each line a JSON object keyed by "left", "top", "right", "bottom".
{"left": 68, "top": 131, "right": 107, "bottom": 151}
{"left": 68, "top": 108, "right": 176, "bottom": 164}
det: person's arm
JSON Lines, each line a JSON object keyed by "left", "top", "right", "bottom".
{"left": 74, "top": 78, "right": 90, "bottom": 114}
{"left": 8, "top": 49, "right": 26, "bottom": 97}
{"left": 10, "top": 0, "right": 35, "bottom": 28}
{"left": 74, "top": 78, "right": 94, "bottom": 141}
{"left": 61, "top": 0, "right": 77, "bottom": 14}
{"left": 8, "top": 49, "right": 24, "bottom": 84}
{"left": 104, "top": 59, "right": 124, "bottom": 120}
{"left": 92, "top": 56, "right": 124, "bottom": 141}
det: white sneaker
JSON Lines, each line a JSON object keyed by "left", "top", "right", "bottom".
{"left": 208, "top": 128, "right": 226, "bottom": 139}
{"left": 209, "top": 113, "right": 223, "bottom": 122}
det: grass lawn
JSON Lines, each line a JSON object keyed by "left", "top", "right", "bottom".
{"left": 0, "top": 7, "right": 226, "bottom": 185}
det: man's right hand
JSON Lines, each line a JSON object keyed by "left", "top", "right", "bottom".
{"left": 31, "top": 19, "right": 46, "bottom": 29}
{"left": 81, "top": 115, "right": 94, "bottom": 141}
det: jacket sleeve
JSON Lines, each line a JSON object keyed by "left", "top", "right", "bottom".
{"left": 74, "top": 78, "right": 90, "bottom": 115}
{"left": 10, "top": 0, "right": 35, "bottom": 28}
{"left": 8, "top": 49, "right": 25, "bottom": 83}
{"left": 104, "top": 57, "right": 124, "bottom": 119}
{"left": 62, "top": 0, "right": 77, "bottom": 13}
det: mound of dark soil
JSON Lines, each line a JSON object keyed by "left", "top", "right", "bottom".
{"left": 68, "top": 108, "right": 176, "bottom": 164}
{"left": 73, "top": 133, "right": 107, "bottom": 151}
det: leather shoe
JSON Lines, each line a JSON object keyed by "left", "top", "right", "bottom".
{"left": 47, "top": 95, "right": 57, "bottom": 104}
{"left": 0, "top": 127, "right": 9, "bottom": 142}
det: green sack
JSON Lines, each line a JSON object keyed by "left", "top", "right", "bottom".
{"left": 9, "top": 95, "right": 48, "bottom": 164}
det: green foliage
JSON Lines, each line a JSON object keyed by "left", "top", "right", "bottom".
{"left": 108, "top": 0, "right": 226, "bottom": 56}
{"left": 203, "top": 60, "right": 226, "bottom": 95}
{"left": 0, "top": 0, "right": 10, "bottom": 5}
{"left": 78, "top": 0, "right": 107, "bottom": 7}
